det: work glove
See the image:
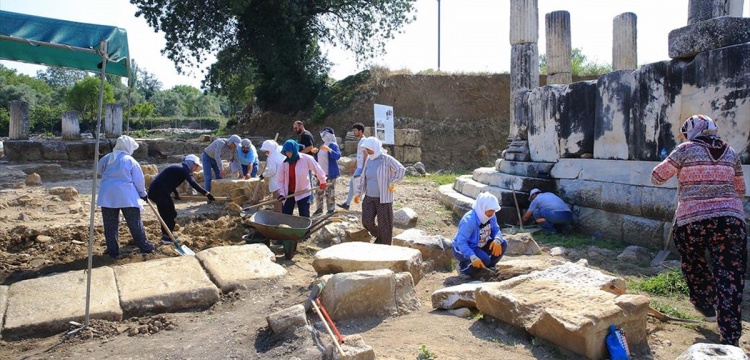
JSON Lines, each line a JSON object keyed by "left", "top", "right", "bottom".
{"left": 278, "top": 195, "right": 286, "bottom": 203}
{"left": 206, "top": 193, "right": 216, "bottom": 203}
{"left": 321, "top": 144, "right": 331, "bottom": 152}
{"left": 470, "top": 255, "right": 486, "bottom": 269}
{"left": 388, "top": 184, "right": 395, "bottom": 192}
{"left": 319, "top": 182, "right": 327, "bottom": 190}
{"left": 311, "top": 147, "right": 319, "bottom": 154}
{"left": 353, "top": 195, "right": 360, "bottom": 204}
{"left": 140, "top": 195, "right": 149, "bottom": 202}
{"left": 259, "top": 174, "right": 264, "bottom": 181}
{"left": 489, "top": 238, "right": 506, "bottom": 257}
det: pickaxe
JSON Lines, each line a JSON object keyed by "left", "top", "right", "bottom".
{"left": 305, "top": 281, "right": 345, "bottom": 356}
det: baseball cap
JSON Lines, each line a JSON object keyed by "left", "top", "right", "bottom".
{"left": 184, "top": 154, "right": 202, "bottom": 169}
{"left": 529, "top": 188, "right": 541, "bottom": 196}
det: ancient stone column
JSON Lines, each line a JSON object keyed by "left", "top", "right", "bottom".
{"left": 509, "top": 0, "right": 539, "bottom": 141}
{"left": 545, "top": 11, "right": 572, "bottom": 85}
{"left": 61, "top": 111, "right": 81, "bottom": 140}
{"left": 613, "top": 13, "right": 638, "bottom": 71}
{"left": 104, "top": 103, "right": 123, "bottom": 138}
{"left": 9, "top": 100, "right": 30, "bottom": 140}
{"left": 725, "top": 0, "right": 744, "bottom": 16}
{"left": 687, "top": 0, "right": 738, "bottom": 24}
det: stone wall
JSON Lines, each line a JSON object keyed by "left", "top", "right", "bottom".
{"left": 2, "top": 138, "right": 211, "bottom": 162}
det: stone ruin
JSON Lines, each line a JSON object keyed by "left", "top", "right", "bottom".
{"left": 441, "top": 0, "right": 750, "bottom": 247}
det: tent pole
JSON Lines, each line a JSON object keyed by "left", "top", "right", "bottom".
{"left": 84, "top": 39, "right": 108, "bottom": 329}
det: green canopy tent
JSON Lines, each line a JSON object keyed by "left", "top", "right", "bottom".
{"left": 0, "top": 10, "right": 133, "bottom": 331}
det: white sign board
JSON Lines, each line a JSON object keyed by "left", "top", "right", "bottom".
{"left": 373, "top": 104, "right": 394, "bottom": 145}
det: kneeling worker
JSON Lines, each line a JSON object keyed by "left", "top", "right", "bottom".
{"left": 522, "top": 188, "right": 575, "bottom": 234}
{"left": 148, "top": 154, "right": 215, "bottom": 244}
{"left": 452, "top": 192, "right": 507, "bottom": 279}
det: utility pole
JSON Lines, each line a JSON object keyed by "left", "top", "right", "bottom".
{"left": 437, "top": 0, "right": 441, "bottom": 71}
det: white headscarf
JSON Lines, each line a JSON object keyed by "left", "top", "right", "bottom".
{"left": 260, "top": 139, "right": 280, "bottom": 154}
{"left": 109, "top": 135, "right": 139, "bottom": 165}
{"left": 360, "top": 136, "right": 382, "bottom": 160}
{"left": 680, "top": 114, "right": 718, "bottom": 141}
{"left": 321, "top": 132, "right": 337, "bottom": 145}
{"left": 473, "top": 192, "right": 501, "bottom": 224}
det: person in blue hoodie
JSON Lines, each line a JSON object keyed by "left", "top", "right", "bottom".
{"left": 230, "top": 138, "right": 259, "bottom": 179}
{"left": 452, "top": 192, "right": 508, "bottom": 279}
{"left": 313, "top": 127, "right": 341, "bottom": 215}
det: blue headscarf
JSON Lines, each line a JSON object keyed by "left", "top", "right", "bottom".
{"left": 281, "top": 139, "right": 300, "bottom": 164}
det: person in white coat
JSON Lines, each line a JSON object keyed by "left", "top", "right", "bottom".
{"left": 97, "top": 135, "right": 154, "bottom": 259}
{"left": 259, "top": 139, "right": 285, "bottom": 212}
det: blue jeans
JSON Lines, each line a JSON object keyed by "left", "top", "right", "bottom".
{"left": 101, "top": 207, "right": 153, "bottom": 257}
{"left": 453, "top": 239, "right": 507, "bottom": 276}
{"left": 202, "top": 151, "right": 222, "bottom": 192}
{"left": 241, "top": 163, "right": 258, "bottom": 177}
{"left": 343, "top": 168, "right": 362, "bottom": 205}
{"left": 532, "top": 208, "right": 575, "bottom": 233}
{"left": 283, "top": 195, "right": 311, "bottom": 218}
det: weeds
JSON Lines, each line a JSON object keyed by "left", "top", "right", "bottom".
{"left": 650, "top": 300, "right": 698, "bottom": 320}
{"left": 629, "top": 269, "right": 689, "bottom": 297}
{"left": 417, "top": 345, "right": 437, "bottom": 360}
{"left": 533, "top": 231, "right": 624, "bottom": 250}
{"left": 406, "top": 172, "right": 464, "bottom": 186}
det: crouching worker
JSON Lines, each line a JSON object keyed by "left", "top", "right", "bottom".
{"left": 522, "top": 188, "right": 575, "bottom": 234}
{"left": 452, "top": 192, "right": 507, "bottom": 279}
{"left": 148, "top": 154, "right": 215, "bottom": 244}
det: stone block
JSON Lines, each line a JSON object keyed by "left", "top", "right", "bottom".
{"left": 393, "top": 208, "right": 418, "bottom": 228}
{"left": 312, "top": 222, "right": 372, "bottom": 245}
{"left": 141, "top": 164, "right": 158, "bottom": 176}
{"left": 3, "top": 267, "right": 121, "bottom": 339}
{"left": 495, "top": 258, "right": 568, "bottom": 280}
{"left": 496, "top": 159, "right": 554, "bottom": 178}
{"left": 0, "top": 285, "right": 8, "bottom": 336}
{"left": 527, "top": 85, "right": 565, "bottom": 162}
{"left": 313, "top": 242, "right": 423, "bottom": 284}
{"left": 594, "top": 70, "right": 635, "bottom": 160}
{"left": 2, "top": 141, "right": 42, "bottom": 161}
{"left": 132, "top": 141, "right": 149, "bottom": 160}
{"left": 344, "top": 140, "right": 360, "bottom": 156}
{"left": 325, "top": 334, "right": 376, "bottom": 360}
{"left": 319, "top": 270, "right": 398, "bottom": 320}
{"left": 438, "top": 184, "right": 473, "bottom": 217}
{"left": 113, "top": 256, "right": 220, "bottom": 317}
{"left": 599, "top": 183, "right": 642, "bottom": 216}
{"left": 394, "top": 146, "right": 421, "bottom": 164}
{"left": 552, "top": 159, "right": 679, "bottom": 188}
{"left": 558, "top": 81, "right": 597, "bottom": 158}
{"left": 40, "top": 141, "right": 68, "bottom": 161}
{"left": 196, "top": 244, "right": 287, "bottom": 293}
{"left": 210, "top": 178, "right": 259, "bottom": 198}
{"left": 184, "top": 142, "right": 208, "bottom": 156}
{"left": 145, "top": 139, "right": 187, "bottom": 157}
{"left": 503, "top": 233, "right": 542, "bottom": 255}
{"left": 17, "top": 164, "right": 62, "bottom": 181}
{"left": 65, "top": 142, "right": 90, "bottom": 161}
{"left": 48, "top": 187, "right": 78, "bottom": 201}
{"left": 506, "top": 262, "right": 627, "bottom": 291}
{"left": 476, "top": 279, "right": 648, "bottom": 360}
{"left": 669, "top": 17, "right": 750, "bottom": 59}
{"left": 472, "top": 168, "right": 554, "bottom": 193}
{"left": 338, "top": 156, "right": 357, "bottom": 175}
{"left": 622, "top": 216, "right": 665, "bottom": 250}
{"left": 576, "top": 206, "right": 624, "bottom": 241}
{"left": 393, "top": 229, "right": 453, "bottom": 271}
{"left": 394, "top": 272, "right": 421, "bottom": 315}
{"left": 557, "top": 179, "right": 603, "bottom": 210}
{"left": 510, "top": 43, "right": 540, "bottom": 91}
{"left": 266, "top": 304, "right": 307, "bottom": 334}
{"left": 394, "top": 129, "right": 421, "bottom": 147}
{"left": 431, "top": 282, "right": 483, "bottom": 310}
{"left": 675, "top": 343, "right": 749, "bottom": 360}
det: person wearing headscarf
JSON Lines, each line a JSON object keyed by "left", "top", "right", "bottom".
{"left": 277, "top": 139, "right": 327, "bottom": 217}
{"left": 259, "top": 139, "right": 285, "bottom": 213}
{"left": 313, "top": 127, "right": 341, "bottom": 215}
{"left": 651, "top": 114, "right": 746, "bottom": 346}
{"left": 97, "top": 135, "right": 154, "bottom": 258}
{"left": 354, "top": 136, "right": 406, "bottom": 245}
{"left": 230, "top": 138, "right": 259, "bottom": 179}
{"left": 201, "top": 134, "right": 242, "bottom": 191}
{"left": 147, "top": 154, "right": 215, "bottom": 244}
{"left": 451, "top": 192, "right": 507, "bottom": 279}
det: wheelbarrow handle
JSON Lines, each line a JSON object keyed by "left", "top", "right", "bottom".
{"left": 242, "top": 182, "right": 333, "bottom": 211}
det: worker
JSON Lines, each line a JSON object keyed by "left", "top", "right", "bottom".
{"left": 339, "top": 122, "right": 366, "bottom": 210}
{"left": 451, "top": 192, "right": 507, "bottom": 279}
{"left": 230, "top": 138, "right": 259, "bottom": 179}
{"left": 148, "top": 154, "right": 215, "bottom": 244}
{"left": 259, "top": 139, "right": 285, "bottom": 213}
{"left": 201, "top": 134, "right": 242, "bottom": 192}
{"left": 277, "top": 139, "right": 327, "bottom": 218}
{"left": 354, "top": 136, "right": 406, "bottom": 245}
{"left": 521, "top": 188, "right": 575, "bottom": 234}
{"left": 313, "top": 127, "right": 341, "bottom": 215}
{"left": 97, "top": 135, "right": 154, "bottom": 258}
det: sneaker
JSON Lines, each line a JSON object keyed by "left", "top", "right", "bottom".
{"left": 161, "top": 238, "right": 174, "bottom": 245}
{"left": 337, "top": 203, "right": 350, "bottom": 210}
{"left": 313, "top": 208, "right": 323, "bottom": 216}
{"left": 458, "top": 273, "right": 472, "bottom": 280}
{"left": 694, "top": 305, "right": 717, "bottom": 322}
{"left": 327, "top": 209, "right": 335, "bottom": 215}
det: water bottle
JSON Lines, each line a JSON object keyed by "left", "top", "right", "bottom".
{"left": 660, "top": 147, "right": 668, "bottom": 161}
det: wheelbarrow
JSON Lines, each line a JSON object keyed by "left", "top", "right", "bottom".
{"left": 243, "top": 210, "right": 339, "bottom": 260}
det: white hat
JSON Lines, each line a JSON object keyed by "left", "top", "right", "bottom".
{"left": 240, "top": 138, "right": 252, "bottom": 147}
{"left": 228, "top": 134, "right": 242, "bottom": 146}
{"left": 184, "top": 154, "right": 202, "bottom": 169}
{"left": 529, "top": 188, "right": 541, "bottom": 196}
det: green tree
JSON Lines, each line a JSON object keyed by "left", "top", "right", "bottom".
{"left": 150, "top": 89, "right": 184, "bottom": 117}
{"left": 66, "top": 76, "right": 115, "bottom": 123}
{"left": 131, "top": 0, "right": 417, "bottom": 112}
{"left": 203, "top": 47, "right": 255, "bottom": 116}
{"left": 135, "top": 66, "right": 162, "bottom": 100}
{"left": 539, "top": 48, "right": 612, "bottom": 76}
{"left": 36, "top": 66, "right": 86, "bottom": 89}
{"left": 130, "top": 102, "right": 155, "bottom": 119}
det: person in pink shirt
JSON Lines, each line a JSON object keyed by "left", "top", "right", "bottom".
{"left": 277, "top": 139, "right": 327, "bottom": 217}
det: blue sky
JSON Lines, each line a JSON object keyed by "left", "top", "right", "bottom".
{"left": 1, "top": 0, "right": 747, "bottom": 89}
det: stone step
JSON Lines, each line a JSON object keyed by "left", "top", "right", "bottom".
{"left": 437, "top": 184, "right": 474, "bottom": 217}
{"left": 495, "top": 159, "right": 555, "bottom": 178}
{"left": 472, "top": 168, "right": 554, "bottom": 193}
{"left": 442, "top": 182, "right": 525, "bottom": 225}
{"left": 453, "top": 176, "right": 531, "bottom": 208}
{"left": 312, "top": 242, "right": 423, "bottom": 285}
{"left": 196, "top": 244, "right": 287, "bottom": 293}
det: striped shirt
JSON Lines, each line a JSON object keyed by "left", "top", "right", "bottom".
{"left": 651, "top": 141, "right": 746, "bottom": 227}
{"left": 203, "top": 138, "right": 232, "bottom": 161}
{"left": 357, "top": 154, "right": 406, "bottom": 204}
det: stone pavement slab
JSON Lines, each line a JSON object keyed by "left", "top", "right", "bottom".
{"left": 114, "top": 256, "right": 220, "bottom": 317}
{"left": 431, "top": 282, "right": 483, "bottom": 310}
{"left": 3, "top": 267, "right": 121, "bottom": 339}
{"left": 196, "top": 244, "right": 287, "bottom": 293}
{"left": 313, "top": 242, "right": 423, "bottom": 284}
{"left": 0, "top": 285, "right": 7, "bottom": 337}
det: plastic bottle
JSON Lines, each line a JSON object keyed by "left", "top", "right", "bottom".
{"left": 660, "top": 147, "right": 668, "bottom": 161}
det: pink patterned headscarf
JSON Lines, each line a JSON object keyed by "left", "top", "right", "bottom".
{"left": 679, "top": 114, "right": 718, "bottom": 141}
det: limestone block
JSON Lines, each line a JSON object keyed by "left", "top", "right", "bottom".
{"left": 210, "top": 178, "right": 261, "bottom": 198}
{"left": 552, "top": 159, "right": 679, "bottom": 188}
{"left": 622, "top": 216, "right": 665, "bottom": 249}
{"left": 61, "top": 111, "right": 80, "bottom": 140}
{"left": 600, "top": 183, "right": 642, "bottom": 216}
{"left": 496, "top": 159, "right": 554, "bottom": 178}
{"left": 392, "top": 229, "right": 453, "bottom": 271}
{"left": 669, "top": 17, "right": 750, "bottom": 59}
{"left": 510, "top": 43, "right": 540, "bottom": 91}
{"left": 393, "top": 208, "right": 418, "bottom": 228}
{"left": 437, "top": 184, "right": 473, "bottom": 218}
{"left": 594, "top": 70, "right": 635, "bottom": 160}
{"left": 9, "top": 100, "right": 30, "bottom": 140}
{"left": 338, "top": 156, "right": 357, "bottom": 175}
{"left": 196, "top": 244, "right": 287, "bottom": 293}
{"left": 527, "top": 85, "right": 565, "bottom": 162}
{"left": 558, "top": 81, "right": 597, "bottom": 158}
{"left": 313, "top": 242, "right": 423, "bottom": 284}
{"left": 24, "top": 173, "right": 42, "bottom": 186}
{"left": 0, "top": 285, "right": 8, "bottom": 336}
{"left": 613, "top": 12, "right": 638, "bottom": 71}
{"left": 104, "top": 104, "right": 123, "bottom": 138}
{"left": 509, "top": 0, "right": 539, "bottom": 45}
{"left": 472, "top": 168, "right": 554, "bottom": 194}
{"left": 48, "top": 187, "right": 79, "bottom": 201}
{"left": 557, "top": 179, "right": 603, "bottom": 210}
{"left": 65, "top": 142, "right": 90, "bottom": 161}
{"left": 394, "top": 272, "right": 421, "bottom": 314}
{"left": 113, "top": 256, "right": 220, "bottom": 317}
{"left": 132, "top": 141, "right": 149, "bottom": 160}
{"left": 431, "top": 282, "right": 483, "bottom": 310}
{"left": 511, "top": 89, "right": 532, "bottom": 140}
{"left": 503, "top": 233, "right": 542, "bottom": 255}
{"left": 312, "top": 222, "right": 372, "bottom": 245}
{"left": 2, "top": 141, "right": 42, "bottom": 161}
{"left": 394, "top": 129, "right": 421, "bottom": 147}
{"left": 325, "top": 334, "right": 376, "bottom": 360}
{"left": 676, "top": 343, "right": 749, "bottom": 360}
{"left": 319, "top": 270, "right": 398, "bottom": 320}
{"left": 617, "top": 245, "right": 653, "bottom": 263}
{"left": 184, "top": 142, "right": 208, "bottom": 156}
{"left": 476, "top": 279, "right": 648, "bottom": 360}
{"left": 3, "top": 267, "right": 121, "bottom": 339}
{"left": 394, "top": 146, "right": 421, "bottom": 164}
{"left": 687, "top": 0, "right": 725, "bottom": 24}
{"left": 344, "top": 140, "right": 360, "bottom": 156}
{"left": 508, "top": 262, "right": 627, "bottom": 292}
{"left": 146, "top": 139, "right": 187, "bottom": 157}
{"left": 546, "top": 72, "right": 571, "bottom": 85}
{"left": 495, "top": 258, "right": 568, "bottom": 280}
{"left": 576, "top": 206, "right": 624, "bottom": 241}
{"left": 41, "top": 141, "right": 68, "bottom": 161}
{"left": 141, "top": 164, "right": 158, "bottom": 176}
{"left": 545, "top": 11, "right": 572, "bottom": 77}
{"left": 266, "top": 304, "right": 307, "bottom": 334}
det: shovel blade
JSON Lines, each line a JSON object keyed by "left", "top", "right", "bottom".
{"left": 650, "top": 250, "right": 670, "bottom": 266}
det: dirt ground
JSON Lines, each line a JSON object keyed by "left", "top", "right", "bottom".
{"left": 0, "top": 163, "right": 749, "bottom": 359}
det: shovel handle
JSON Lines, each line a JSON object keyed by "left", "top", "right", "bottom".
{"left": 316, "top": 298, "right": 344, "bottom": 344}
{"left": 243, "top": 182, "right": 332, "bottom": 211}
{"left": 311, "top": 300, "right": 345, "bottom": 357}
{"left": 144, "top": 199, "right": 182, "bottom": 250}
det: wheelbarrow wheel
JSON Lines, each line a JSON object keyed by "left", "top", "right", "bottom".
{"left": 283, "top": 240, "right": 297, "bottom": 260}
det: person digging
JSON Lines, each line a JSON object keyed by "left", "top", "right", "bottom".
{"left": 451, "top": 192, "right": 508, "bottom": 279}
{"left": 521, "top": 188, "right": 575, "bottom": 234}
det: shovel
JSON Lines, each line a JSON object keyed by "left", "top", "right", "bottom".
{"left": 651, "top": 193, "right": 679, "bottom": 266}
{"left": 608, "top": 285, "right": 699, "bottom": 323}
{"left": 503, "top": 179, "right": 524, "bottom": 229}
{"left": 242, "top": 183, "right": 331, "bottom": 213}
{"left": 145, "top": 198, "right": 196, "bottom": 256}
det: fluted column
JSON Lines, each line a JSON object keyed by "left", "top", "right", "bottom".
{"left": 725, "top": 0, "right": 744, "bottom": 16}
{"left": 104, "top": 104, "right": 123, "bottom": 138}
{"left": 509, "top": 0, "right": 539, "bottom": 140}
{"left": 613, "top": 13, "right": 638, "bottom": 71}
{"left": 545, "top": 11, "right": 572, "bottom": 84}
{"left": 688, "top": 0, "right": 740, "bottom": 24}
{"left": 9, "top": 100, "right": 29, "bottom": 140}
{"left": 62, "top": 111, "right": 81, "bottom": 140}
